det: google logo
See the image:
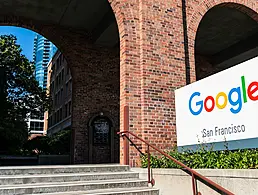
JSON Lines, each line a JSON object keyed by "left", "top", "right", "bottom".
{"left": 189, "top": 76, "right": 258, "bottom": 115}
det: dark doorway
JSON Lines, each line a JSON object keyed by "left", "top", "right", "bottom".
{"left": 89, "top": 115, "right": 115, "bottom": 164}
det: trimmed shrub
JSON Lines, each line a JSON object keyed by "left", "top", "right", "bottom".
{"left": 141, "top": 145, "right": 258, "bottom": 169}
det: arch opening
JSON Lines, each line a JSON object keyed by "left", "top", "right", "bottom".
{"left": 194, "top": 4, "right": 258, "bottom": 80}
{"left": 0, "top": 27, "right": 74, "bottom": 164}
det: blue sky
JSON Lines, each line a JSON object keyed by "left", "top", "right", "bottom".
{"left": 0, "top": 26, "right": 36, "bottom": 61}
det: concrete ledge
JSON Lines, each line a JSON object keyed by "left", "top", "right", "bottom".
{"left": 38, "top": 155, "right": 70, "bottom": 165}
{"left": 132, "top": 168, "right": 258, "bottom": 195}
{"left": 0, "top": 156, "right": 38, "bottom": 166}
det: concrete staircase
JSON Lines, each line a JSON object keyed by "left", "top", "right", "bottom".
{"left": 0, "top": 164, "right": 159, "bottom": 195}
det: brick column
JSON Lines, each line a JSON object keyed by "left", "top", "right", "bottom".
{"left": 136, "top": 0, "right": 186, "bottom": 158}
{"left": 71, "top": 46, "right": 120, "bottom": 163}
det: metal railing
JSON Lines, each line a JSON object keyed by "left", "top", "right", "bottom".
{"left": 118, "top": 130, "right": 235, "bottom": 195}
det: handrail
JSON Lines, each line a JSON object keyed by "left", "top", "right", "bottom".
{"left": 118, "top": 130, "right": 235, "bottom": 195}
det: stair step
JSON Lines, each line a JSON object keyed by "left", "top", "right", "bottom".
{"left": 0, "top": 164, "right": 129, "bottom": 175}
{"left": 0, "top": 171, "right": 139, "bottom": 185}
{"left": 27, "top": 187, "right": 159, "bottom": 195}
{"left": 0, "top": 179, "right": 148, "bottom": 194}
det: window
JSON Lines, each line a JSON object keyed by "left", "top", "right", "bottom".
{"left": 57, "top": 110, "right": 60, "bottom": 123}
{"left": 50, "top": 83, "right": 53, "bottom": 94}
{"left": 66, "top": 66, "right": 69, "bottom": 75}
{"left": 57, "top": 91, "right": 60, "bottom": 105}
{"left": 56, "top": 110, "right": 59, "bottom": 123}
{"left": 52, "top": 63, "right": 56, "bottom": 73}
{"left": 58, "top": 73, "right": 61, "bottom": 86}
{"left": 57, "top": 58, "right": 60, "bottom": 70}
{"left": 66, "top": 82, "right": 68, "bottom": 96}
{"left": 54, "top": 112, "right": 57, "bottom": 124}
{"left": 67, "top": 80, "right": 72, "bottom": 94}
{"left": 52, "top": 81, "right": 55, "bottom": 92}
{"left": 55, "top": 94, "right": 57, "bottom": 106}
{"left": 55, "top": 76, "right": 58, "bottom": 88}
{"left": 30, "top": 121, "right": 44, "bottom": 132}
{"left": 61, "top": 69, "right": 64, "bottom": 81}
{"left": 65, "top": 104, "right": 68, "bottom": 118}
{"left": 68, "top": 101, "right": 72, "bottom": 116}
{"left": 60, "top": 108, "right": 63, "bottom": 121}
{"left": 50, "top": 116, "right": 52, "bottom": 127}
{"left": 61, "top": 88, "right": 63, "bottom": 102}
{"left": 48, "top": 116, "right": 52, "bottom": 128}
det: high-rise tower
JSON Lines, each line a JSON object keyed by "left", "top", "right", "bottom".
{"left": 33, "top": 34, "right": 57, "bottom": 90}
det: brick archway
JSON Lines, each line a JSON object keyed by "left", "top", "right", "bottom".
{"left": 187, "top": 0, "right": 258, "bottom": 82}
{"left": 0, "top": 0, "right": 141, "bottom": 164}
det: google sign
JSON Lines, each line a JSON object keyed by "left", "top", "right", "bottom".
{"left": 189, "top": 76, "right": 258, "bottom": 115}
{"left": 175, "top": 57, "right": 258, "bottom": 147}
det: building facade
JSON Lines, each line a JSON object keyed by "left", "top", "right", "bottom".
{"left": 44, "top": 50, "right": 72, "bottom": 135}
{"left": 2, "top": 0, "right": 258, "bottom": 165}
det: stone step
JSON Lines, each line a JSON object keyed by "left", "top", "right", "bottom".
{"left": 27, "top": 187, "right": 159, "bottom": 195}
{"left": 0, "top": 179, "right": 148, "bottom": 194}
{"left": 0, "top": 171, "right": 139, "bottom": 185}
{"left": 0, "top": 164, "right": 129, "bottom": 175}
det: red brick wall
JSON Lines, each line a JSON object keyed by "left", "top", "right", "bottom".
{"left": 116, "top": 0, "right": 258, "bottom": 166}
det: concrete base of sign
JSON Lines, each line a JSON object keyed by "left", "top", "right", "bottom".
{"left": 132, "top": 168, "right": 258, "bottom": 195}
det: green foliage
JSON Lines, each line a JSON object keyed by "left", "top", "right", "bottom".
{"left": 23, "top": 136, "right": 51, "bottom": 155}
{"left": 0, "top": 118, "right": 28, "bottom": 154}
{"left": 141, "top": 145, "right": 258, "bottom": 169}
{"left": 48, "top": 130, "right": 71, "bottom": 155}
{"left": 23, "top": 130, "right": 71, "bottom": 155}
{"left": 0, "top": 34, "right": 50, "bottom": 154}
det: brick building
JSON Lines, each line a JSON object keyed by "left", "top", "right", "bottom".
{"left": 44, "top": 50, "right": 72, "bottom": 135}
{"left": 1, "top": 0, "right": 258, "bottom": 165}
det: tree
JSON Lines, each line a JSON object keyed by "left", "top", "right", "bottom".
{"left": 0, "top": 35, "right": 49, "bottom": 154}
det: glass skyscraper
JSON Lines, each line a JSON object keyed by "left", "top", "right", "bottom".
{"left": 33, "top": 34, "right": 57, "bottom": 90}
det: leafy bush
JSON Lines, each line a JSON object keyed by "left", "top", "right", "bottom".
{"left": 48, "top": 130, "right": 71, "bottom": 155}
{"left": 141, "top": 145, "right": 258, "bottom": 169}
{"left": 23, "top": 130, "right": 71, "bottom": 155}
{"left": 23, "top": 136, "right": 51, "bottom": 155}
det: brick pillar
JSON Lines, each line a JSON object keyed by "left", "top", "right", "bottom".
{"left": 71, "top": 46, "right": 120, "bottom": 164}
{"left": 136, "top": 0, "right": 186, "bottom": 159}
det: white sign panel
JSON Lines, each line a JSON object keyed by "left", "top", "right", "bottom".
{"left": 175, "top": 57, "right": 258, "bottom": 147}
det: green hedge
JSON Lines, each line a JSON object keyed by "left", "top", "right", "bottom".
{"left": 141, "top": 146, "right": 258, "bottom": 169}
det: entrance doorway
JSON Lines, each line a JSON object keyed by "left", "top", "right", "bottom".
{"left": 89, "top": 115, "right": 115, "bottom": 163}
